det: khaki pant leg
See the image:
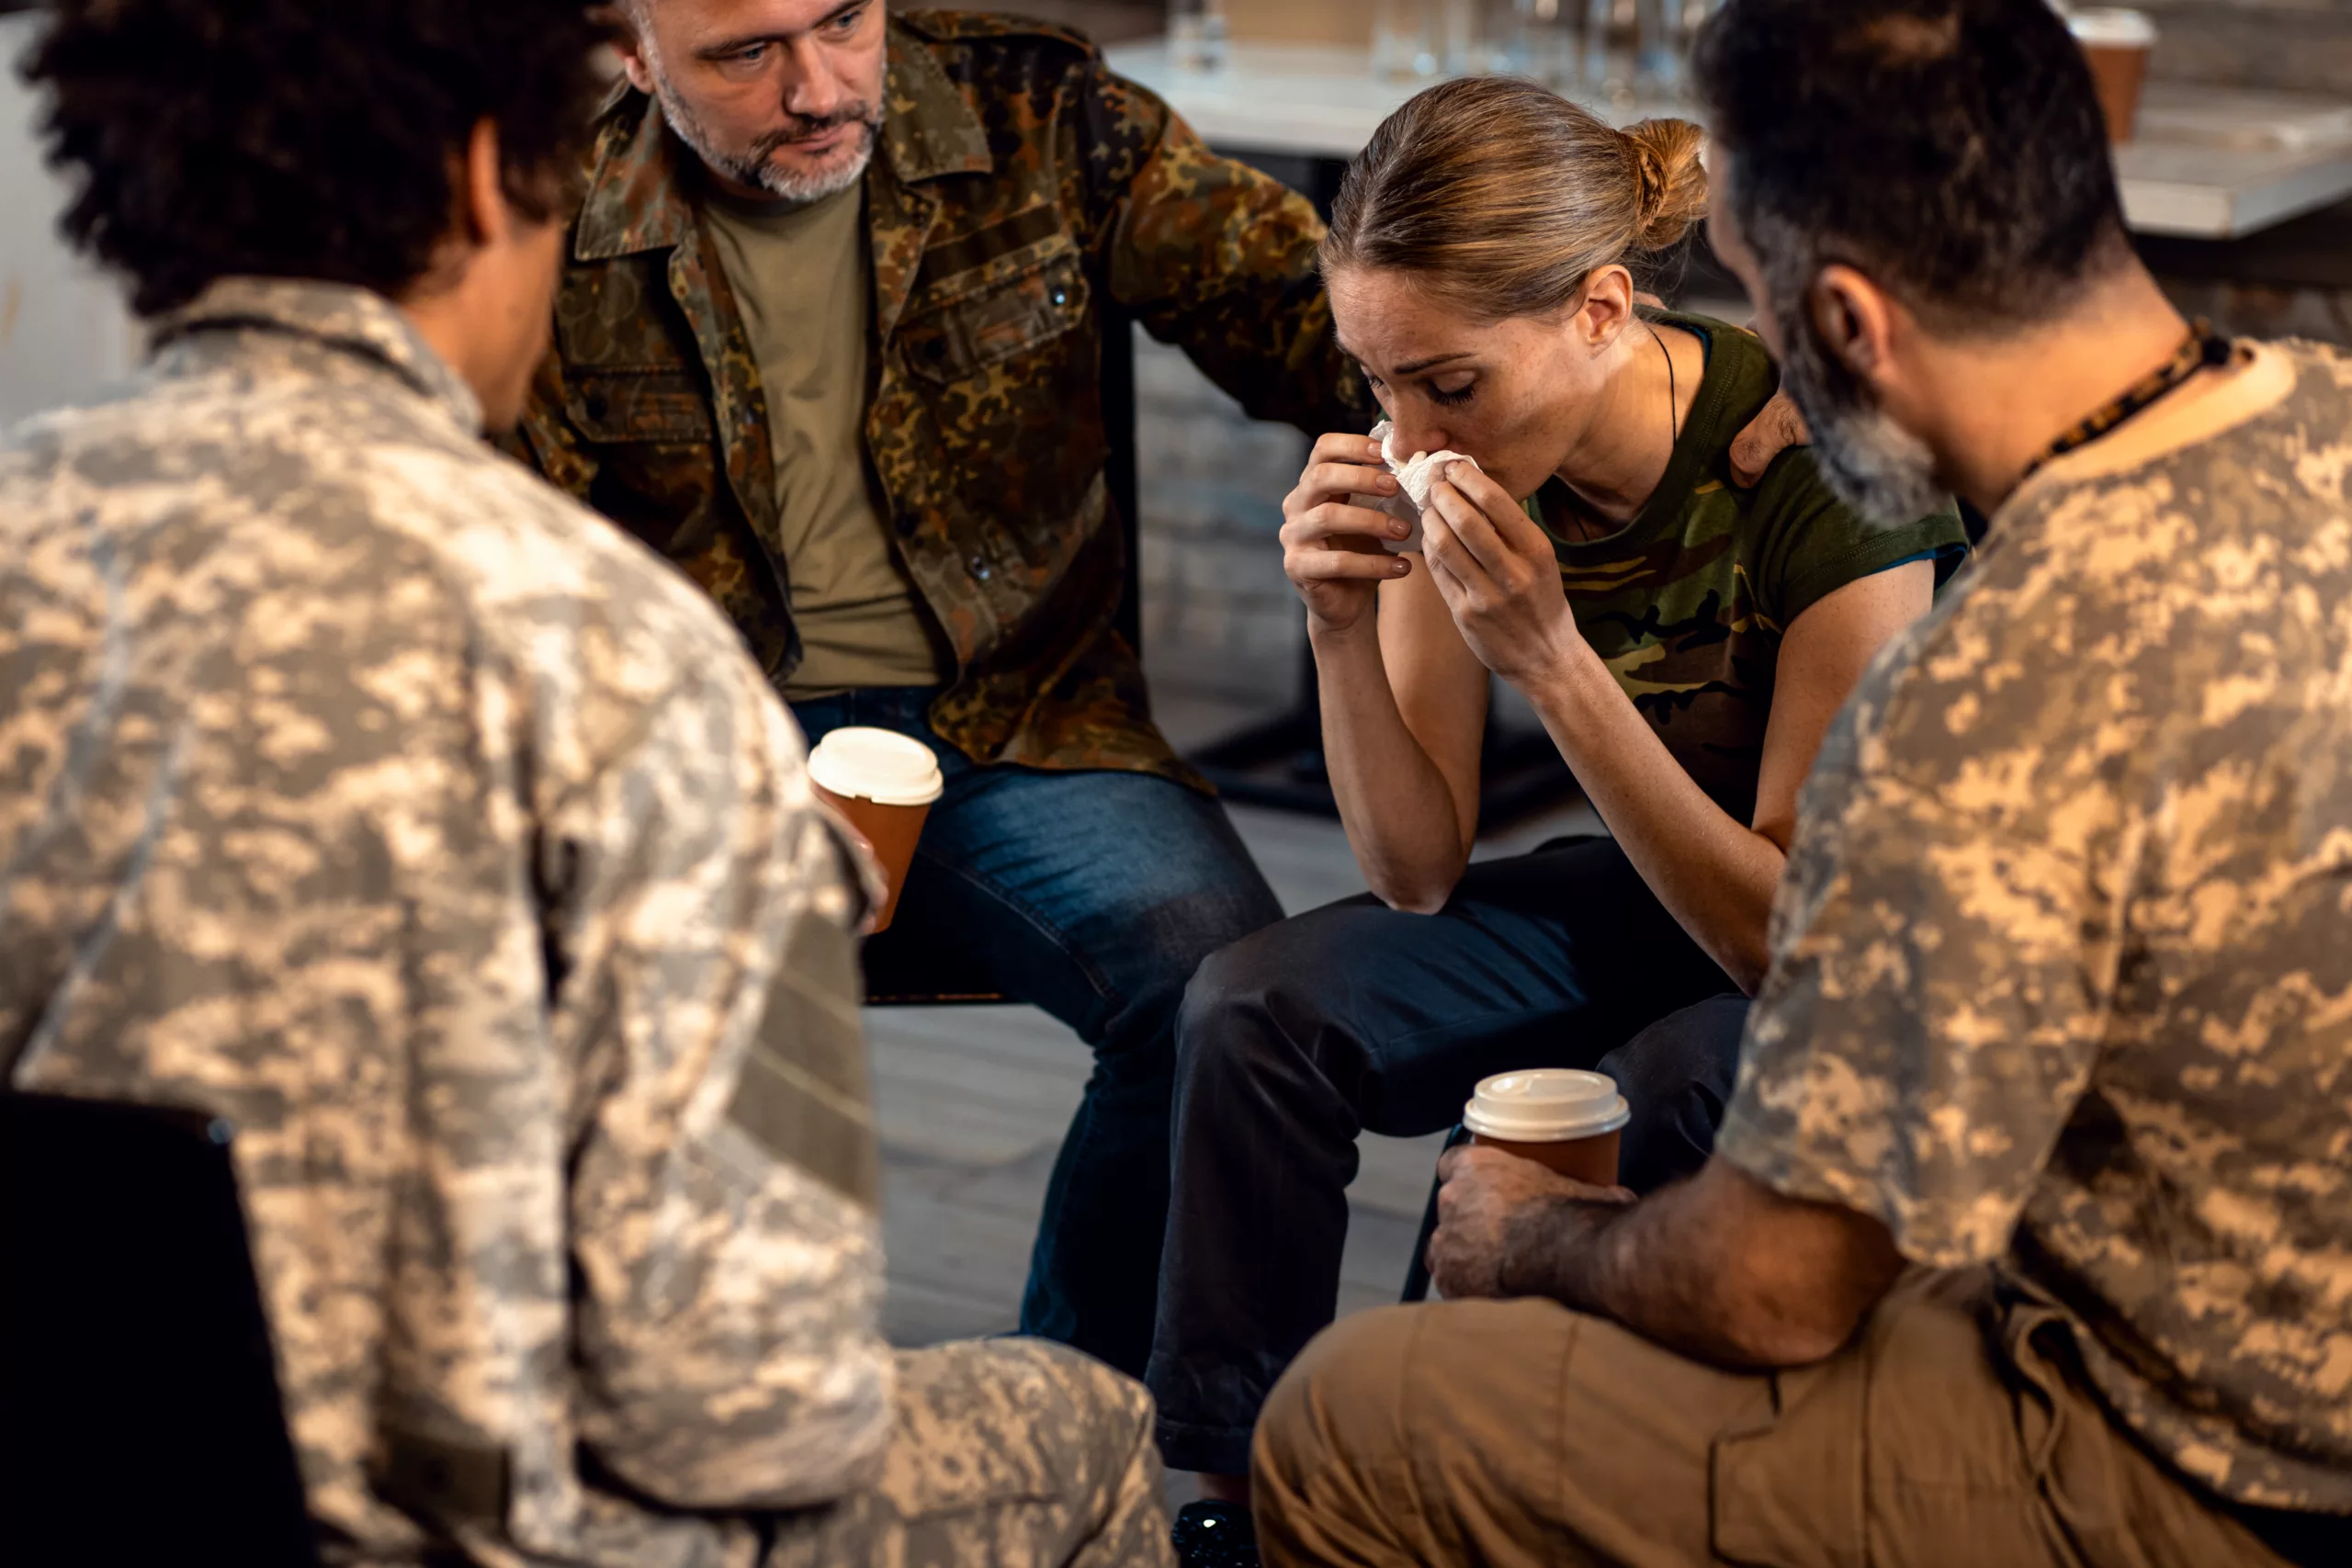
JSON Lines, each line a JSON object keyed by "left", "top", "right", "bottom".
{"left": 763, "top": 1339, "right": 1173, "bottom": 1568}
{"left": 1727, "top": 1268, "right": 2299, "bottom": 1568}
{"left": 1253, "top": 1299, "right": 1773, "bottom": 1568}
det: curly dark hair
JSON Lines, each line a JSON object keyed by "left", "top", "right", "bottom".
{"left": 24, "top": 0, "right": 614, "bottom": 317}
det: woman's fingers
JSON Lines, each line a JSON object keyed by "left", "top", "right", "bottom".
{"left": 1310, "top": 431, "right": 1391, "bottom": 468}
{"left": 1282, "top": 501, "right": 1412, "bottom": 550}
{"left": 1289, "top": 548, "right": 1413, "bottom": 582}
{"left": 1425, "top": 477, "right": 1514, "bottom": 578}
{"left": 1290, "top": 460, "right": 1397, "bottom": 513}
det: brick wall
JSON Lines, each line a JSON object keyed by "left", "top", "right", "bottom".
{"left": 1132, "top": 331, "right": 1311, "bottom": 714}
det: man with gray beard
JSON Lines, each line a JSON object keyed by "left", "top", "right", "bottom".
{"left": 509, "top": 0, "right": 1368, "bottom": 1396}
{"left": 1248, "top": 1, "right": 2352, "bottom": 1565}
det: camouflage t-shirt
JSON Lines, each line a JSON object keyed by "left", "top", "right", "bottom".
{"left": 1723, "top": 340, "right": 2352, "bottom": 1510}
{"left": 1534, "top": 312, "right": 1967, "bottom": 825}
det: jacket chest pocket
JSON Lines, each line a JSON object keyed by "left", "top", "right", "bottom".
{"left": 567, "top": 371, "right": 716, "bottom": 445}
{"left": 564, "top": 369, "right": 728, "bottom": 564}
{"left": 899, "top": 232, "right": 1089, "bottom": 385}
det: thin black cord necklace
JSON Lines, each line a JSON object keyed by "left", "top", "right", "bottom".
{"left": 1555, "top": 323, "right": 1682, "bottom": 543}
{"left": 1648, "top": 321, "right": 1680, "bottom": 445}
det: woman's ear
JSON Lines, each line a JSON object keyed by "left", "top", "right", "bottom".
{"left": 1576, "top": 265, "right": 1637, "bottom": 355}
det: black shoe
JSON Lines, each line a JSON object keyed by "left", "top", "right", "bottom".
{"left": 1172, "top": 1500, "right": 1259, "bottom": 1568}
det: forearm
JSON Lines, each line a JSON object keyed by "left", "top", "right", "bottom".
{"left": 1313, "top": 621, "right": 1475, "bottom": 911}
{"left": 1498, "top": 1163, "right": 1903, "bottom": 1369}
{"left": 1519, "top": 644, "right": 1783, "bottom": 991}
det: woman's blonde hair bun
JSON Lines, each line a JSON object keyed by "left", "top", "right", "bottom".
{"left": 1322, "top": 78, "right": 1712, "bottom": 324}
{"left": 1620, "top": 118, "right": 1709, "bottom": 253}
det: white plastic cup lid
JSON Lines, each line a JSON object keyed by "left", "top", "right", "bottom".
{"left": 1462, "top": 1069, "right": 1631, "bottom": 1142}
{"left": 807, "top": 728, "right": 944, "bottom": 807}
{"left": 2067, "top": 8, "right": 2156, "bottom": 47}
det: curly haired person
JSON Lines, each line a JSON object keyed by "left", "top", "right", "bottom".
{"left": 0, "top": 4, "right": 1167, "bottom": 1563}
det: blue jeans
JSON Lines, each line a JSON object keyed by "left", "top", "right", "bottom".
{"left": 1150, "top": 835, "right": 1743, "bottom": 1474}
{"left": 792, "top": 688, "right": 1283, "bottom": 1380}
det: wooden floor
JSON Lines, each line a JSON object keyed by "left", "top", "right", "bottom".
{"left": 868, "top": 779, "right": 1604, "bottom": 1350}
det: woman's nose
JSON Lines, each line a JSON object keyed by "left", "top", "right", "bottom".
{"left": 1388, "top": 416, "right": 1452, "bottom": 459}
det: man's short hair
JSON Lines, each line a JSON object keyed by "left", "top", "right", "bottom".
{"left": 1692, "top": 0, "right": 2130, "bottom": 332}
{"left": 26, "top": 0, "right": 614, "bottom": 317}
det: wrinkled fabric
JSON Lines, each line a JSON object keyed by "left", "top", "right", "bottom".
{"left": 1725, "top": 340, "right": 2352, "bottom": 1511}
{"left": 510, "top": 9, "right": 1368, "bottom": 786}
{"left": 765, "top": 1340, "right": 1175, "bottom": 1568}
{"left": 0, "top": 277, "right": 893, "bottom": 1566}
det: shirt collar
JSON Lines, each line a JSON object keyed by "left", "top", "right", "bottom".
{"left": 571, "top": 17, "right": 991, "bottom": 264}
{"left": 151, "top": 277, "right": 483, "bottom": 432}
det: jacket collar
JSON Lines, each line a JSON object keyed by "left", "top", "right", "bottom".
{"left": 571, "top": 17, "right": 990, "bottom": 264}
{"left": 151, "top": 277, "right": 483, "bottom": 432}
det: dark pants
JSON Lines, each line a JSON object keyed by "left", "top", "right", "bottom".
{"left": 1148, "top": 836, "right": 1746, "bottom": 1474}
{"left": 792, "top": 688, "right": 1283, "bottom": 1380}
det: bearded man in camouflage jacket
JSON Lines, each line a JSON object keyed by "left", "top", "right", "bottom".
{"left": 511, "top": 0, "right": 1372, "bottom": 1380}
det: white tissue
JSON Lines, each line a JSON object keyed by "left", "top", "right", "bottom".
{"left": 1357, "top": 420, "right": 1483, "bottom": 553}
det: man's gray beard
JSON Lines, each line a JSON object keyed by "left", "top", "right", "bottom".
{"left": 649, "top": 66, "right": 878, "bottom": 202}
{"left": 1775, "top": 299, "right": 1948, "bottom": 526}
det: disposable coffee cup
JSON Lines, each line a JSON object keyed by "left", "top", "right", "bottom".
{"left": 807, "top": 728, "right": 944, "bottom": 934}
{"left": 1462, "top": 1068, "right": 1631, "bottom": 1186}
{"left": 2069, "top": 8, "right": 2156, "bottom": 142}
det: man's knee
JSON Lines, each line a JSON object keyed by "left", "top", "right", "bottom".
{"left": 888, "top": 1339, "right": 1157, "bottom": 1510}
{"left": 1172, "top": 919, "right": 1339, "bottom": 1092}
{"left": 1255, "top": 1305, "right": 1419, "bottom": 1486}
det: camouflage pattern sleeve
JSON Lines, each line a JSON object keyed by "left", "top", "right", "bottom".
{"left": 1718, "top": 595, "right": 2134, "bottom": 1267}
{"left": 1079, "top": 59, "right": 1369, "bottom": 435}
{"left": 554, "top": 633, "right": 894, "bottom": 1508}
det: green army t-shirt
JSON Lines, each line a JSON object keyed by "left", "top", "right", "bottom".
{"left": 1528, "top": 311, "right": 1967, "bottom": 825}
{"left": 702, "top": 183, "right": 945, "bottom": 701}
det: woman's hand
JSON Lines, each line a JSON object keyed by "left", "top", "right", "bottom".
{"left": 1421, "top": 462, "right": 1586, "bottom": 686}
{"left": 1281, "top": 432, "right": 1415, "bottom": 637}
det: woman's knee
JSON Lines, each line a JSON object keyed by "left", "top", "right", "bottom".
{"left": 1598, "top": 995, "right": 1748, "bottom": 1192}
{"left": 1172, "top": 907, "right": 1373, "bottom": 1080}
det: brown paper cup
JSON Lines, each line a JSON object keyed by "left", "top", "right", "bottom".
{"left": 1473, "top": 1128, "right": 1622, "bottom": 1187}
{"left": 814, "top": 786, "right": 933, "bottom": 934}
{"left": 2081, "top": 41, "right": 2150, "bottom": 142}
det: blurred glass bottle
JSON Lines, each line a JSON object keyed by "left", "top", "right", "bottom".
{"left": 1171, "top": 0, "right": 1230, "bottom": 74}
{"left": 1584, "top": 0, "right": 1637, "bottom": 102}
{"left": 1518, "top": 0, "right": 1580, "bottom": 85}
{"left": 1374, "top": 0, "right": 1443, "bottom": 82}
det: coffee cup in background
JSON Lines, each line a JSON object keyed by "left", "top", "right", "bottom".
{"left": 1462, "top": 1068, "right": 1631, "bottom": 1186}
{"left": 806, "top": 728, "right": 944, "bottom": 934}
{"left": 2068, "top": 8, "right": 2157, "bottom": 143}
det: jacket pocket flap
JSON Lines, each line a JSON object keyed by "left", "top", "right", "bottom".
{"left": 899, "top": 245, "right": 1088, "bottom": 385}
{"left": 567, "top": 372, "right": 716, "bottom": 443}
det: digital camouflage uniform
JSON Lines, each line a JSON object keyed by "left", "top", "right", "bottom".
{"left": 511, "top": 8, "right": 1365, "bottom": 782}
{"left": 0, "top": 278, "right": 1170, "bottom": 1568}
{"left": 1727, "top": 337, "right": 2352, "bottom": 1512}
{"left": 1252, "top": 342, "right": 2352, "bottom": 1568}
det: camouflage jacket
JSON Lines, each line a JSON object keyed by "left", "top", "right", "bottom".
{"left": 1723, "top": 340, "right": 2352, "bottom": 1510}
{"left": 0, "top": 278, "right": 893, "bottom": 1566}
{"left": 512, "top": 10, "right": 1365, "bottom": 785}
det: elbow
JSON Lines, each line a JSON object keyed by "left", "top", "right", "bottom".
{"left": 1720, "top": 1303, "right": 1865, "bottom": 1369}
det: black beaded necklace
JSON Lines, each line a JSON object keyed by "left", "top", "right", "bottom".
{"left": 2018, "top": 321, "right": 2234, "bottom": 484}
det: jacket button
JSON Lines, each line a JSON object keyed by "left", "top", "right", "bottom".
{"left": 969, "top": 557, "right": 992, "bottom": 581}
{"left": 1050, "top": 288, "right": 1069, "bottom": 308}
